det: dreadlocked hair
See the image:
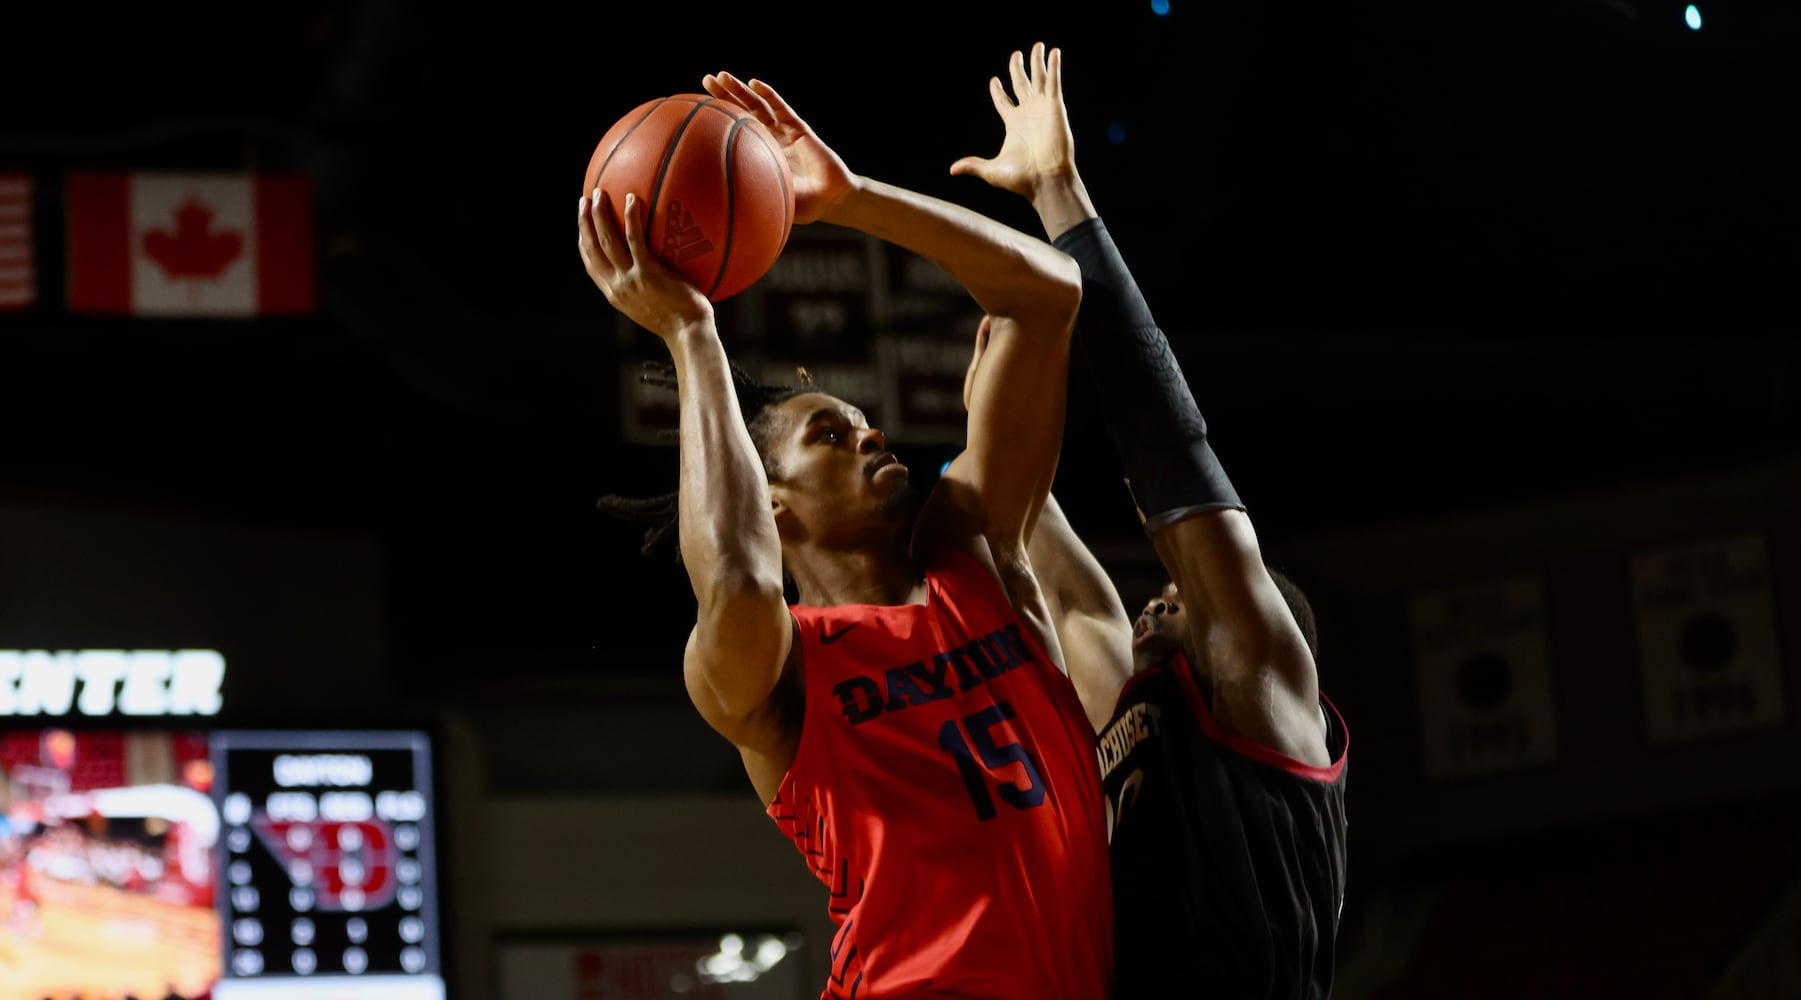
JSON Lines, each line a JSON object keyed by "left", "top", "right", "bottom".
{"left": 596, "top": 357, "right": 815, "bottom": 562}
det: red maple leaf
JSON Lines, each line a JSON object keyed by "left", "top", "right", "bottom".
{"left": 142, "top": 196, "right": 243, "bottom": 279}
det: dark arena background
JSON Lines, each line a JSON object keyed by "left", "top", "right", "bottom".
{"left": 2, "top": 2, "right": 1798, "bottom": 998}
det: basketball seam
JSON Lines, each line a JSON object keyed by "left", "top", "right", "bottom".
{"left": 591, "top": 97, "right": 669, "bottom": 194}
{"left": 742, "top": 121, "right": 793, "bottom": 253}
{"left": 593, "top": 96, "right": 750, "bottom": 190}
{"left": 710, "top": 120, "right": 757, "bottom": 299}
{"left": 648, "top": 100, "right": 713, "bottom": 230}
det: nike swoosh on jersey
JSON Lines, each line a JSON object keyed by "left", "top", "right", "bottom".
{"left": 821, "top": 623, "right": 861, "bottom": 645}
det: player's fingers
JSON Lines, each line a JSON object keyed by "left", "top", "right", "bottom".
{"left": 709, "top": 72, "right": 757, "bottom": 110}
{"left": 1006, "top": 49, "right": 1030, "bottom": 103}
{"left": 1028, "top": 42, "right": 1048, "bottom": 91}
{"left": 589, "top": 188, "right": 630, "bottom": 270}
{"left": 1046, "top": 47, "right": 1063, "bottom": 99}
{"left": 617, "top": 191, "right": 650, "bottom": 266}
{"left": 702, "top": 73, "right": 751, "bottom": 109}
{"left": 577, "top": 194, "right": 608, "bottom": 271}
{"left": 947, "top": 155, "right": 989, "bottom": 177}
{"left": 987, "top": 75, "right": 1014, "bottom": 115}
{"left": 744, "top": 78, "right": 803, "bottom": 129}
{"left": 705, "top": 72, "right": 761, "bottom": 118}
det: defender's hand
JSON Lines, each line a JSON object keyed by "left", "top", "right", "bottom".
{"left": 949, "top": 42, "right": 1075, "bottom": 199}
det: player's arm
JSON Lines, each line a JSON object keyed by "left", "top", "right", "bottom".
{"left": 1150, "top": 515, "right": 1327, "bottom": 765}
{"left": 703, "top": 71, "right": 1081, "bottom": 571}
{"left": 576, "top": 189, "right": 794, "bottom": 760}
{"left": 962, "top": 314, "right": 1134, "bottom": 728}
{"left": 958, "top": 43, "right": 1328, "bottom": 765}
{"left": 1030, "top": 493, "right": 1136, "bottom": 730}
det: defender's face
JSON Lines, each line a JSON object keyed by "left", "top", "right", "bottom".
{"left": 767, "top": 392, "right": 912, "bottom": 531}
{"left": 1132, "top": 582, "right": 1187, "bottom": 661}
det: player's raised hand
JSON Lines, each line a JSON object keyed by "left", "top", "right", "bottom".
{"left": 703, "top": 71, "right": 853, "bottom": 225}
{"left": 950, "top": 43, "right": 1074, "bottom": 197}
{"left": 577, "top": 188, "right": 713, "bottom": 341}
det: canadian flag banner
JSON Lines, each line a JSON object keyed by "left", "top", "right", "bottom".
{"left": 65, "top": 171, "right": 314, "bottom": 317}
{"left": 0, "top": 173, "right": 34, "bottom": 311}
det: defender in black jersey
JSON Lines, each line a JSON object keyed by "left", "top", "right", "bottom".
{"left": 1103, "top": 578, "right": 1349, "bottom": 998}
{"left": 953, "top": 43, "right": 1350, "bottom": 997}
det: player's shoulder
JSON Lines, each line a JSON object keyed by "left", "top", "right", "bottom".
{"left": 1180, "top": 656, "right": 1348, "bottom": 786}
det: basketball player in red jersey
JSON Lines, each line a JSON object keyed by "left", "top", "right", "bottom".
{"left": 953, "top": 44, "right": 1349, "bottom": 998}
{"left": 580, "top": 70, "right": 1112, "bottom": 999}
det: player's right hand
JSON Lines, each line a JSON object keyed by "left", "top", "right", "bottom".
{"left": 577, "top": 188, "right": 713, "bottom": 340}
{"left": 702, "top": 71, "right": 853, "bottom": 225}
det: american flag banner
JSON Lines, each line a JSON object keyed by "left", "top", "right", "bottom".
{"left": 65, "top": 171, "right": 315, "bottom": 317}
{"left": 0, "top": 173, "right": 34, "bottom": 311}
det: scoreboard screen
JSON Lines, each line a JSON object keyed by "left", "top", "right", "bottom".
{"left": 212, "top": 729, "right": 447, "bottom": 1000}
{"left": 0, "top": 726, "right": 447, "bottom": 1000}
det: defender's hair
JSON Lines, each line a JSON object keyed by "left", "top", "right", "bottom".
{"left": 1265, "top": 566, "right": 1319, "bottom": 662}
{"left": 1159, "top": 566, "right": 1319, "bottom": 661}
{"left": 595, "top": 358, "right": 814, "bottom": 562}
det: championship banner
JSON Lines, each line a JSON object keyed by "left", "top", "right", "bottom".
{"left": 747, "top": 222, "right": 878, "bottom": 364}
{"left": 1631, "top": 532, "right": 1785, "bottom": 743}
{"left": 875, "top": 232, "right": 983, "bottom": 445}
{"left": 1409, "top": 576, "right": 1558, "bottom": 780}
{"left": 613, "top": 354, "right": 881, "bottom": 448}
{"left": 613, "top": 221, "right": 968, "bottom": 447}
{"left": 878, "top": 334, "right": 976, "bottom": 445}
{"left": 0, "top": 172, "right": 36, "bottom": 310}
{"left": 65, "top": 171, "right": 315, "bottom": 317}
{"left": 877, "top": 232, "right": 985, "bottom": 340}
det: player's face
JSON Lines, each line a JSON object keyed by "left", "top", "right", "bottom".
{"left": 767, "top": 392, "right": 915, "bottom": 532}
{"left": 1132, "top": 582, "right": 1187, "bottom": 662}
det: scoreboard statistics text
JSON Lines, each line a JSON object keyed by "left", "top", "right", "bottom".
{"left": 212, "top": 730, "right": 446, "bottom": 1000}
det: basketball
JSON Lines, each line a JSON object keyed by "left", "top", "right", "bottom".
{"left": 582, "top": 93, "right": 795, "bottom": 302}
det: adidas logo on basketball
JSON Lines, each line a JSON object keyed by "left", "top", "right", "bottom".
{"left": 663, "top": 200, "right": 714, "bottom": 262}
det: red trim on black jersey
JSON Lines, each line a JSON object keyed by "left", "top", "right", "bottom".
{"left": 1168, "top": 650, "right": 1348, "bottom": 783}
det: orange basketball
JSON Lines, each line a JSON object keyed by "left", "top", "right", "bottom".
{"left": 583, "top": 93, "right": 795, "bottom": 302}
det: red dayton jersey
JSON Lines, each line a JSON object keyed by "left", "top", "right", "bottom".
{"left": 769, "top": 546, "right": 1113, "bottom": 1000}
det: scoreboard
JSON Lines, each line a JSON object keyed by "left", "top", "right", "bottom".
{"left": 212, "top": 730, "right": 446, "bottom": 999}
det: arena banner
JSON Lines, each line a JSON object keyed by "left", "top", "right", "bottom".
{"left": 1409, "top": 575, "right": 1559, "bottom": 780}
{"left": 615, "top": 222, "right": 973, "bottom": 448}
{"left": 0, "top": 172, "right": 35, "bottom": 311}
{"left": 65, "top": 171, "right": 315, "bottom": 317}
{"left": 1630, "top": 532, "right": 1785, "bottom": 743}
{"left": 0, "top": 649, "right": 226, "bottom": 717}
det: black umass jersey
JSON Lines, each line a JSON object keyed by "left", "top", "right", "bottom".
{"left": 1098, "top": 650, "right": 1349, "bottom": 999}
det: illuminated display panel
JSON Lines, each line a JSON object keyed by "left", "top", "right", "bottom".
{"left": 0, "top": 727, "right": 446, "bottom": 1000}
{"left": 498, "top": 930, "right": 808, "bottom": 1000}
